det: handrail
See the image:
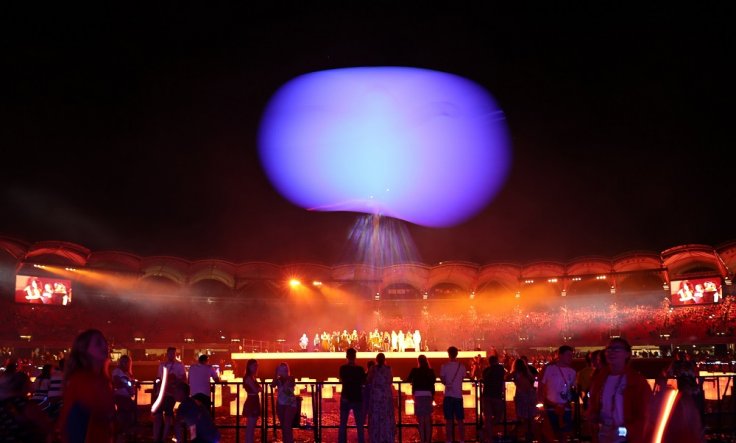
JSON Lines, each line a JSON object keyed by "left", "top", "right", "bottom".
{"left": 131, "top": 375, "right": 735, "bottom": 442}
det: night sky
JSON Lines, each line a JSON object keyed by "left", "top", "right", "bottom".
{"left": 2, "top": 4, "right": 734, "bottom": 265}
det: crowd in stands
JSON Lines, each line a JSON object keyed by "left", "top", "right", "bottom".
{"left": 2, "top": 290, "right": 735, "bottom": 356}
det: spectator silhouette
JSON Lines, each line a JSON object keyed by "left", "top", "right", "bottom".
{"left": 60, "top": 328, "right": 115, "bottom": 443}
{"left": 367, "top": 353, "right": 395, "bottom": 443}
{"left": 405, "top": 354, "right": 436, "bottom": 443}
{"left": 174, "top": 382, "right": 221, "bottom": 443}
{"left": 338, "top": 348, "right": 366, "bottom": 443}
{"left": 242, "top": 359, "right": 261, "bottom": 443}
{"left": 271, "top": 362, "right": 298, "bottom": 443}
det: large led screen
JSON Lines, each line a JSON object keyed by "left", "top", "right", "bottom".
{"left": 15, "top": 275, "right": 72, "bottom": 305}
{"left": 670, "top": 277, "right": 722, "bottom": 306}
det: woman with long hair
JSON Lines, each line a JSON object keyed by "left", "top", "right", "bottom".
{"left": 60, "top": 328, "right": 115, "bottom": 443}
{"left": 271, "top": 362, "right": 298, "bottom": 443}
{"left": 509, "top": 358, "right": 537, "bottom": 442}
{"left": 243, "top": 359, "right": 261, "bottom": 443}
{"left": 405, "top": 354, "right": 436, "bottom": 443}
{"left": 367, "top": 353, "right": 395, "bottom": 443}
{"left": 112, "top": 355, "right": 138, "bottom": 441}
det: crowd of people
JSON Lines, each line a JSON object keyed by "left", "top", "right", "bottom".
{"left": 2, "top": 326, "right": 730, "bottom": 442}
{"left": 0, "top": 330, "right": 223, "bottom": 443}
{"left": 298, "top": 329, "right": 423, "bottom": 352}
{"left": 4, "top": 293, "right": 734, "bottom": 357}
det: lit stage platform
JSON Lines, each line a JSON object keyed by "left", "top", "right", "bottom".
{"left": 229, "top": 350, "right": 486, "bottom": 381}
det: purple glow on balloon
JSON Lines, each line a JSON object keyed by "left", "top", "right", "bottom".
{"left": 258, "top": 67, "right": 511, "bottom": 227}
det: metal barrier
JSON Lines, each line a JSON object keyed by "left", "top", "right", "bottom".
{"left": 134, "top": 375, "right": 734, "bottom": 442}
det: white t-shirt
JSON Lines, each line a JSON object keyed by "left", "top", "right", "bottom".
{"left": 188, "top": 363, "right": 219, "bottom": 397}
{"left": 541, "top": 364, "right": 576, "bottom": 404}
{"left": 440, "top": 360, "right": 466, "bottom": 398}
{"left": 157, "top": 360, "right": 187, "bottom": 395}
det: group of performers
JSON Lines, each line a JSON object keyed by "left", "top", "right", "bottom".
{"left": 298, "top": 329, "right": 423, "bottom": 352}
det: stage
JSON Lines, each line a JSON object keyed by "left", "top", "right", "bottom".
{"left": 229, "top": 350, "right": 486, "bottom": 381}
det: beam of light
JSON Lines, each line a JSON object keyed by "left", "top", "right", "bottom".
{"left": 258, "top": 66, "right": 511, "bottom": 228}
{"left": 652, "top": 388, "right": 679, "bottom": 443}
{"left": 342, "top": 214, "right": 420, "bottom": 267}
{"left": 150, "top": 365, "right": 168, "bottom": 413}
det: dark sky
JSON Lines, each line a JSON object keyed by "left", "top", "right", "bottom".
{"left": 1, "top": 4, "right": 734, "bottom": 265}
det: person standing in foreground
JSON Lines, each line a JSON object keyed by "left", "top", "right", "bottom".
{"left": 174, "top": 382, "right": 221, "bottom": 443}
{"left": 538, "top": 345, "right": 576, "bottom": 443}
{"left": 242, "top": 359, "right": 261, "bottom": 443}
{"left": 588, "top": 338, "right": 652, "bottom": 443}
{"left": 405, "top": 354, "right": 436, "bottom": 443}
{"left": 60, "top": 328, "right": 115, "bottom": 443}
{"left": 481, "top": 355, "right": 507, "bottom": 442}
{"left": 271, "top": 363, "right": 298, "bottom": 443}
{"left": 367, "top": 352, "right": 395, "bottom": 443}
{"left": 112, "top": 355, "right": 138, "bottom": 441}
{"left": 440, "top": 346, "right": 467, "bottom": 443}
{"left": 153, "top": 347, "right": 187, "bottom": 443}
{"left": 189, "top": 354, "right": 220, "bottom": 409}
{"left": 338, "top": 348, "right": 366, "bottom": 443}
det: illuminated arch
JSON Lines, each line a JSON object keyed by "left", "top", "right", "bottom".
{"left": 427, "top": 262, "right": 477, "bottom": 293}
{"left": 566, "top": 257, "right": 614, "bottom": 277}
{"left": 520, "top": 261, "right": 566, "bottom": 280}
{"left": 478, "top": 263, "right": 522, "bottom": 292}
{"left": 140, "top": 256, "right": 189, "bottom": 285}
{"left": 25, "top": 241, "right": 90, "bottom": 267}
{"left": 189, "top": 259, "right": 236, "bottom": 288}
{"left": 381, "top": 263, "right": 429, "bottom": 294}
{"left": 662, "top": 244, "right": 722, "bottom": 277}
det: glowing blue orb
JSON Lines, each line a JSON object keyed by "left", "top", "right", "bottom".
{"left": 258, "top": 67, "right": 511, "bottom": 227}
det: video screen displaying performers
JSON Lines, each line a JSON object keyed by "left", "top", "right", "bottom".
{"left": 15, "top": 275, "right": 72, "bottom": 306}
{"left": 670, "top": 277, "right": 722, "bottom": 307}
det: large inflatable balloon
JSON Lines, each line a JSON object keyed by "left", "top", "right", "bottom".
{"left": 258, "top": 67, "right": 511, "bottom": 227}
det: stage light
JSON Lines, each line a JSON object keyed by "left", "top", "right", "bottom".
{"left": 258, "top": 66, "right": 511, "bottom": 227}
{"left": 312, "top": 280, "right": 322, "bottom": 287}
{"left": 289, "top": 279, "right": 301, "bottom": 288}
